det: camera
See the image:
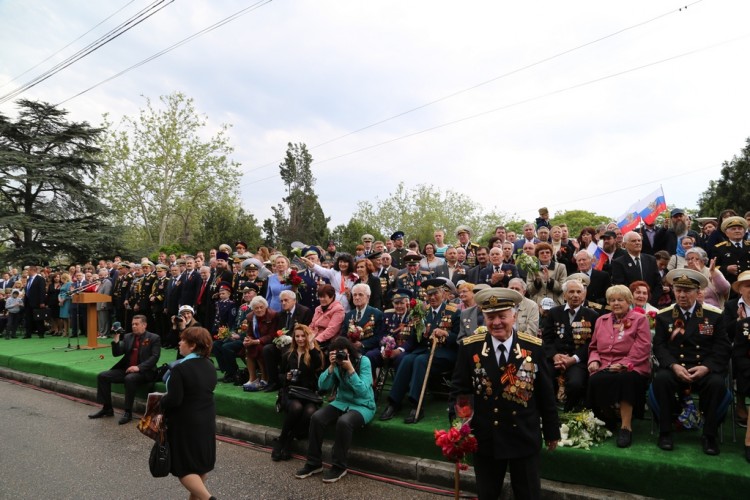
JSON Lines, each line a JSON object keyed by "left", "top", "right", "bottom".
{"left": 289, "top": 369, "right": 300, "bottom": 383}
{"left": 111, "top": 322, "right": 124, "bottom": 335}
{"left": 335, "top": 350, "right": 349, "bottom": 363}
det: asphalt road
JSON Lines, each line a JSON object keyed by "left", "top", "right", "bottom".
{"left": 0, "top": 378, "right": 449, "bottom": 500}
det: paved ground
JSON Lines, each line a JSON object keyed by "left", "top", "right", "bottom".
{"left": 0, "top": 378, "right": 454, "bottom": 500}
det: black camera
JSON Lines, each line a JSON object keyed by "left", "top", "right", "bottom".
{"left": 335, "top": 350, "right": 349, "bottom": 363}
{"left": 289, "top": 369, "right": 300, "bottom": 383}
{"left": 111, "top": 322, "right": 124, "bottom": 335}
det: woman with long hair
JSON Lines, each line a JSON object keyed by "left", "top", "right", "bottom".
{"left": 301, "top": 253, "right": 358, "bottom": 312}
{"left": 577, "top": 226, "right": 598, "bottom": 252}
{"left": 272, "top": 324, "right": 324, "bottom": 461}
{"left": 354, "top": 259, "right": 382, "bottom": 310}
{"left": 46, "top": 272, "right": 62, "bottom": 335}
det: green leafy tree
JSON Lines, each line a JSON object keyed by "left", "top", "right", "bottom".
{"left": 352, "top": 182, "right": 510, "bottom": 246}
{"left": 193, "top": 203, "right": 262, "bottom": 253}
{"left": 0, "top": 99, "right": 121, "bottom": 265}
{"left": 550, "top": 210, "right": 612, "bottom": 237}
{"left": 98, "top": 92, "right": 240, "bottom": 251}
{"left": 330, "top": 219, "right": 385, "bottom": 254}
{"left": 698, "top": 137, "right": 750, "bottom": 217}
{"left": 269, "top": 143, "right": 330, "bottom": 250}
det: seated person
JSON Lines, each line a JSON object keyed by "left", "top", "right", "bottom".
{"left": 165, "top": 304, "right": 201, "bottom": 354}
{"left": 587, "top": 285, "right": 651, "bottom": 447}
{"left": 365, "top": 288, "right": 413, "bottom": 383}
{"left": 241, "top": 297, "right": 278, "bottom": 391}
{"left": 295, "top": 336, "right": 375, "bottom": 483}
{"left": 651, "top": 269, "right": 731, "bottom": 455}
{"left": 379, "top": 279, "right": 459, "bottom": 423}
{"left": 308, "top": 284, "right": 345, "bottom": 350}
{"left": 342, "top": 283, "right": 384, "bottom": 354}
{"left": 542, "top": 278, "right": 599, "bottom": 410}
{"left": 272, "top": 324, "right": 324, "bottom": 461}
{"left": 88, "top": 314, "right": 161, "bottom": 424}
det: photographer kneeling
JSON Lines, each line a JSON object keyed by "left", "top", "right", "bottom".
{"left": 167, "top": 305, "right": 201, "bottom": 358}
{"left": 295, "top": 336, "right": 375, "bottom": 483}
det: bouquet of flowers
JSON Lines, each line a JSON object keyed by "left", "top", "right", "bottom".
{"left": 409, "top": 298, "right": 429, "bottom": 339}
{"left": 273, "top": 328, "right": 292, "bottom": 348}
{"left": 380, "top": 335, "right": 396, "bottom": 358}
{"left": 213, "top": 326, "right": 230, "bottom": 341}
{"left": 435, "top": 395, "right": 478, "bottom": 498}
{"left": 348, "top": 322, "right": 363, "bottom": 342}
{"left": 514, "top": 251, "right": 540, "bottom": 276}
{"left": 280, "top": 269, "right": 306, "bottom": 289}
{"left": 558, "top": 410, "right": 612, "bottom": 449}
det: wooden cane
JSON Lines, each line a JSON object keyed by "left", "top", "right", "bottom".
{"left": 415, "top": 334, "right": 439, "bottom": 420}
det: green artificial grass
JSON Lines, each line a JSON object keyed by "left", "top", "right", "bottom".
{"left": 3, "top": 337, "right": 750, "bottom": 498}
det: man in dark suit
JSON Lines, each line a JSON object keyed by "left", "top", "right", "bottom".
{"left": 22, "top": 265, "right": 47, "bottom": 338}
{"left": 542, "top": 279, "right": 599, "bottom": 410}
{"left": 574, "top": 250, "right": 611, "bottom": 306}
{"left": 466, "top": 246, "right": 490, "bottom": 284}
{"left": 432, "top": 247, "right": 468, "bottom": 285}
{"left": 89, "top": 314, "right": 161, "bottom": 424}
{"left": 179, "top": 256, "right": 201, "bottom": 308}
{"left": 600, "top": 230, "right": 628, "bottom": 276}
{"left": 340, "top": 283, "right": 384, "bottom": 353}
{"left": 651, "top": 269, "right": 730, "bottom": 455}
{"left": 262, "top": 289, "right": 313, "bottom": 392}
{"left": 612, "top": 231, "right": 662, "bottom": 306}
{"left": 478, "top": 247, "right": 518, "bottom": 288}
{"left": 451, "top": 288, "right": 560, "bottom": 499}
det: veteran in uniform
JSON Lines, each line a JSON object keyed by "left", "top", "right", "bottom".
{"left": 380, "top": 279, "right": 460, "bottom": 423}
{"left": 367, "top": 289, "right": 414, "bottom": 375}
{"left": 394, "top": 253, "right": 433, "bottom": 302}
{"left": 451, "top": 288, "right": 559, "bottom": 500}
{"left": 713, "top": 216, "right": 750, "bottom": 291}
{"left": 112, "top": 262, "right": 133, "bottom": 326}
{"left": 149, "top": 264, "right": 169, "bottom": 341}
{"left": 456, "top": 225, "right": 481, "bottom": 269}
{"left": 651, "top": 269, "right": 731, "bottom": 455}
{"left": 541, "top": 278, "right": 599, "bottom": 410}
{"left": 389, "top": 231, "right": 409, "bottom": 269}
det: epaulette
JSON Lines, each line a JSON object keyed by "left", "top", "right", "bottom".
{"left": 702, "top": 303, "right": 722, "bottom": 314}
{"left": 470, "top": 242, "right": 480, "bottom": 249}
{"left": 463, "top": 335, "right": 485, "bottom": 345}
{"left": 658, "top": 304, "right": 676, "bottom": 314}
{"left": 445, "top": 302, "right": 458, "bottom": 312}
{"left": 588, "top": 302, "right": 602, "bottom": 310}
{"left": 517, "top": 331, "right": 542, "bottom": 345}
{"left": 715, "top": 241, "right": 730, "bottom": 248}
{"left": 384, "top": 308, "right": 395, "bottom": 314}
{"left": 420, "top": 270, "right": 432, "bottom": 276}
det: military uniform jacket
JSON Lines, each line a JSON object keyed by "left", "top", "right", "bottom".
{"left": 212, "top": 298, "right": 237, "bottom": 335}
{"left": 451, "top": 331, "right": 560, "bottom": 459}
{"left": 713, "top": 239, "right": 750, "bottom": 284}
{"left": 395, "top": 270, "right": 433, "bottom": 302}
{"left": 383, "top": 309, "right": 412, "bottom": 347}
{"left": 297, "top": 269, "right": 329, "bottom": 310}
{"left": 458, "top": 305, "right": 483, "bottom": 343}
{"left": 138, "top": 272, "right": 156, "bottom": 312}
{"left": 725, "top": 299, "right": 750, "bottom": 388}
{"left": 113, "top": 272, "right": 132, "bottom": 307}
{"left": 149, "top": 275, "right": 168, "bottom": 313}
{"left": 402, "top": 301, "right": 460, "bottom": 355}
{"left": 653, "top": 303, "right": 730, "bottom": 375}
{"left": 341, "top": 305, "right": 385, "bottom": 352}
{"left": 457, "top": 241, "right": 481, "bottom": 268}
{"left": 541, "top": 305, "right": 598, "bottom": 363}
{"left": 390, "top": 248, "right": 409, "bottom": 269}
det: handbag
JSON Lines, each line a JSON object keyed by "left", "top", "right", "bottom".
{"left": 288, "top": 385, "right": 323, "bottom": 405}
{"left": 148, "top": 438, "right": 171, "bottom": 478}
{"left": 33, "top": 308, "right": 50, "bottom": 321}
{"left": 138, "top": 393, "right": 166, "bottom": 442}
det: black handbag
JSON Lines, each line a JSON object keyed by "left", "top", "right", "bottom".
{"left": 288, "top": 385, "right": 323, "bottom": 405}
{"left": 148, "top": 438, "right": 171, "bottom": 478}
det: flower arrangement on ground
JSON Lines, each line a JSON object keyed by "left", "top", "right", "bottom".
{"left": 558, "top": 410, "right": 612, "bottom": 449}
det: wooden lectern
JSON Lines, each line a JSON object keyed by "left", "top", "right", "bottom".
{"left": 72, "top": 292, "right": 112, "bottom": 349}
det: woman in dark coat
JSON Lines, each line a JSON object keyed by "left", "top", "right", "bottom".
{"left": 354, "top": 259, "right": 382, "bottom": 310}
{"left": 161, "top": 327, "right": 217, "bottom": 500}
{"left": 272, "top": 324, "right": 324, "bottom": 461}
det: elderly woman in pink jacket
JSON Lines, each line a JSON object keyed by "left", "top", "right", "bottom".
{"left": 587, "top": 285, "right": 652, "bottom": 449}
{"left": 308, "top": 284, "right": 345, "bottom": 351}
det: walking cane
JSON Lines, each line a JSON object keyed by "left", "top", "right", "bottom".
{"left": 415, "top": 333, "right": 440, "bottom": 420}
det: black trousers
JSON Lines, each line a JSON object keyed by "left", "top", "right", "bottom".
{"left": 473, "top": 452, "right": 541, "bottom": 500}
{"left": 262, "top": 343, "right": 283, "bottom": 385}
{"left": 23, "top": 307, "right": 44, "bottom": 337}
{"left": 305, "top": 405, "right": 365, "bottom": 470}
{"left": 96, "top": 368, "right": 151, "bottom": 411}
{"left": 652, "top": 368, "right": 726, "bottom": 437}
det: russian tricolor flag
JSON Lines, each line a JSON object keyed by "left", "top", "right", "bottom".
{"left": 587, "top": 242, "right": 608, "bottom": 271}
{"left": 616, "top": 203, "right": 641, "bottom": 234}
{"left": 638, "top": 187, "right": 667, "bottom": 225}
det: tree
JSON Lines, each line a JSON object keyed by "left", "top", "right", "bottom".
{"left": 193, "top": 203, "right": 262, "bottom": 253}
{"left": 0, "top": 99, "right": 120, "bottom": 265}
{"left": 550, "top": 210, "right": 612, "bottom": 237}
{"left": 330, "top": 219, "right": 385, "bottom": 254}
{"left": 352, "top": 182, "right": 510, "bottom": 246}
{"left": 698, "top": 137, "right": 750, "bottom": 217}
{"left": 98, "top": 92, "right": 240, "bottom": 251}
{"left": 269, "top": 143, "right": 330, "bottom": 250}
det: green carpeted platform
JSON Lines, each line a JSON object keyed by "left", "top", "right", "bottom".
{"left": 3, "top": 337, "right": 750, "bottom": 498}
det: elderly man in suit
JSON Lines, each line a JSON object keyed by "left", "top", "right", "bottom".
{"left": 507, "top": 278, "right": 540, "bottom": 337}
{"left": 451, "top": 288, "right": 559, "bottom": 500}
{"left": 96, "top": 268, "right": 113, "bottom": 339}
{"left": 612, "top": 231, "right": 662, "bottom": 306}
{"left": 89, "top": 314, "right": 161, "bottom": 424}
{"left": 574, "top": 250, "right": 611, "bottom": 306}
{"left": 341, "top": 283, "right": 385, "bottom": 354}
{"left": 22, "top": 265, "right": 47, "bottom": 338}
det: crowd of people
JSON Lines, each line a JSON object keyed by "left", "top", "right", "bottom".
{"left": 2, "top": 205, "right": 750, "bottom": 496}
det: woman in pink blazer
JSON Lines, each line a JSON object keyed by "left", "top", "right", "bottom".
{"left": 587, "top": 285, "right": 652, "bottom": 448}
{"left": 309, "top": 284, "right": 345, "bottom": 351}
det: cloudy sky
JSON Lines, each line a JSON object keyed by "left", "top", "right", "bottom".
{"left": 1, "top": 0, "right": 749, "bottom": 230}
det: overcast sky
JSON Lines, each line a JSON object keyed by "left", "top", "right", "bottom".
{"left": 1, "top": 0, "right": 749, "bottom": 230}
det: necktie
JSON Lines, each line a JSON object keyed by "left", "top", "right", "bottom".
{"left": 197, "top": 280, "right": 207, "bottom": 305}
{"left": 355, "top": 309, "right": 362, "bottom": 322}
{"left": 498, "top": 344, "right": 507, "bottom": 366}
{"left": 634, "top": 256, "right": 643, "bottom": 279}
{"left": 494, "top": 266, "right": 500, "bottom": 273}
{"left": 129, "top": 336, "right": 140, "bottom": 367}
{"left": 736, "top": 242, "right": 742, "bottom": 249}
{"left": 684, "top": 311, "right": 691, "bottom": 322}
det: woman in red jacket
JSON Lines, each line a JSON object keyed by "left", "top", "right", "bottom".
{"left": 308, "top": 284, "right": 345, "bottom": 351}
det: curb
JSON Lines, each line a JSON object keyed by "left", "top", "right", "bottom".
{"left": 0, "top": 366, "right": 653, "bottom": 499}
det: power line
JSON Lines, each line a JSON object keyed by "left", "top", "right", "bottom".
{"left": 240, "top": 0, "right": 707, "bottom": 176}
{"left": 0, "top": 0, "right": 174, "bottom": 106}
{"left": 57, "top": 0, "right": 274, "bottom": 106}
{"left": 241, "top": 31, "right": 750, "bottom": 188}
{"left": 0, "top": 0, "right": 138, "bottom": 90}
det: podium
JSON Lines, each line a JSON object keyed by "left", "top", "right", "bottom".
{"left": 72, "top": 292, "right": 112, "bottom": 349}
